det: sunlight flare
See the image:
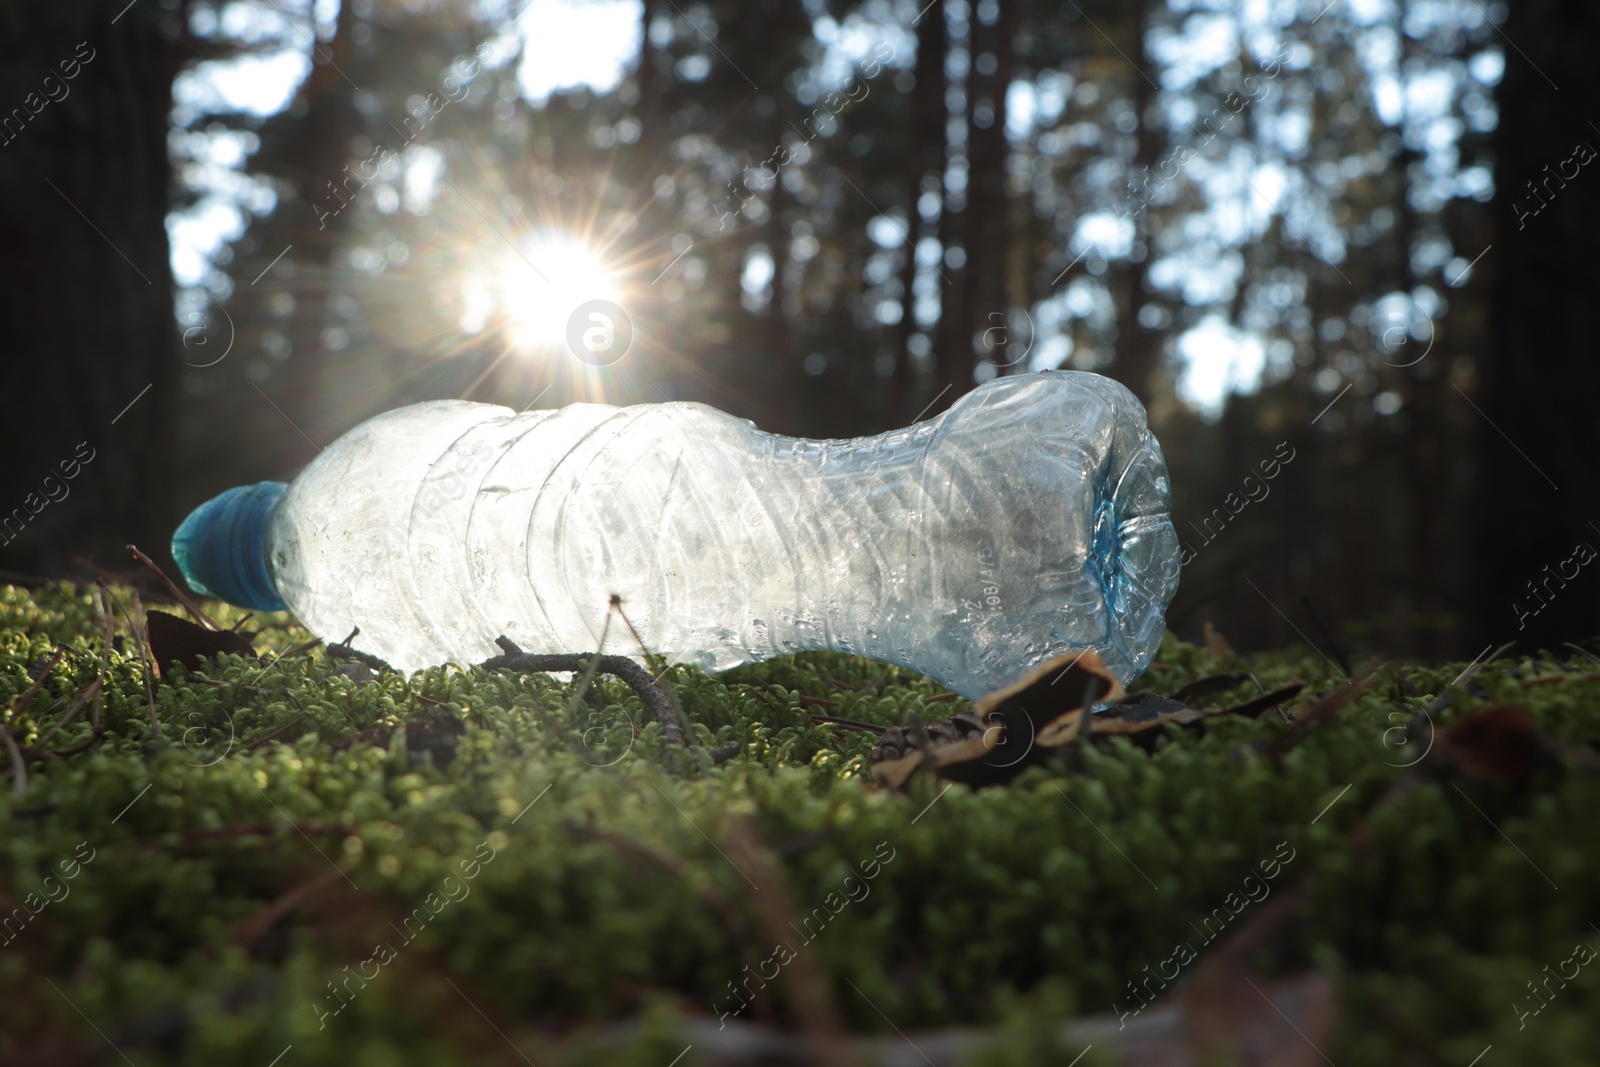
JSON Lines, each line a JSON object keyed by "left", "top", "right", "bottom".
{"left": 486, "top": 237, "right": 623, "bottom": 352}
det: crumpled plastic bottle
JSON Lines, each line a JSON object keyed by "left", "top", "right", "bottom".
{"left": 172, "top": 370, "right": 1180, "bottom": 697}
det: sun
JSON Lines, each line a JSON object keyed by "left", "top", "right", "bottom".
{"left": 493, "top": 237, "right": 623, "bottom": 351}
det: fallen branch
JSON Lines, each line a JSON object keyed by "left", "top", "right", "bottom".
{"left": 326, "top": 641, "right": 397, "bottom": 674}
{"left": 481, "top": 637, "right": 685, "bottom": 748}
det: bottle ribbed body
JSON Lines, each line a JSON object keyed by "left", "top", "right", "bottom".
{"left": 266, "top": 371, "right": 1179, "bottom": 697}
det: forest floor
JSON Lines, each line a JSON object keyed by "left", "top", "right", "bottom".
{"left": 1, "top": 581, "right": 1597, "bottom": 1066}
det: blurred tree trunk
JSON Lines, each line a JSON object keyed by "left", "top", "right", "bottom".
{"left": 962, "top": 0, "right": 1016, "bottom": 380}
{"left": 1481, "top": 0, "right": 1600, "bottom": 649}
{"left": 1003, "top": 140, "right": 1034, "bottom": 374}
{"left": 890, "top": 1, "right": 947, "bottom": 424}
{"left": 933, "top": 3, "right": 971, "bottom": 412}
{"left": 753, "top": 0, "right": 807, "bottom": 434}
{"left": 0, "top": 1, "right": 186, "bottom": 574}
{"left": 1394, "top": 88, "right": 1444, "bottom": 656}
{"left": 1111, "top": 0, "right": 1158, "bottom": 405}
{"left": 286, "top": 0, "right": 362, "bottom": 453}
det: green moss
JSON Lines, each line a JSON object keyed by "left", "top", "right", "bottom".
{"left": 2, "top": 583, "right": 1597, "bottom": 1063}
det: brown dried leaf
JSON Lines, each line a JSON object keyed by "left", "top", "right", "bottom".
{"left": 870, "top": 649, "right": 1123, "bottom": 790}
{"left": 1112, "top": 691, "right": 1190, "bottom": 721}
{"left": 1170, "top": 673, "right": 1251, "bottom": 704}
{"left": 145, "top": 609, "right": 255, "bottom": 678}
{"left": 1035, "top": 707, "right": 1086, "bottom": 749}
{"left": 1088, "top": 684, "right": 1303, "bottom": 739}
{"left": 975, "top": 647, "right": 1123, "bottom": 743}
{"left": 1090, "top": 706, "right": 1206, "bottom": 735}
{"left": 1219, "top": 682, "right": 1305, "bottom": 719}
{"left": 868, "top": 726, "right": 996, "bottom": 790}
{"left": 1435, "top": 705, "right": 1547, "bottom": 782}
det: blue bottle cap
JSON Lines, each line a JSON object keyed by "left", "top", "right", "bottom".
{"left": 171, "top": 482, "right": 289, "bottom": 612}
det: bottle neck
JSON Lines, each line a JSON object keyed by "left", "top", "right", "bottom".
{"left": 171, "top": 482, "right": 289, "bottom": 612}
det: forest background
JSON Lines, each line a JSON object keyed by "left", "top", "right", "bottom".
{"left": 2, "top": 0, "right": 1596, "bottom": 664}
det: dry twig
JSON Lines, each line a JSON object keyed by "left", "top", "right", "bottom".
{"left": 24, "top": 679, "right": 103, "bottom": 756}
{"left": 126, "top": 543, "right": 222, "bottom": 630}
{"left": 242, "top": 716, "right": 308, "bottom": 754}
{"left": 2, "top": 726, "right": 24, "bottom": 799}
{"left": 481, "top": 637, "right": 686, "bottom": 747}
{"left": 101, "top": 581, "right": 159, "bottom": 751}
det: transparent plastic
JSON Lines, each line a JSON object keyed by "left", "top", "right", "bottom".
{"left": 234, "top": 371, "right": 1180, "bottom": 697}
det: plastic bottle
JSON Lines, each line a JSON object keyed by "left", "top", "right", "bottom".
{"left": 172, "top": 371, "right": 1179, "bottom": 697}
